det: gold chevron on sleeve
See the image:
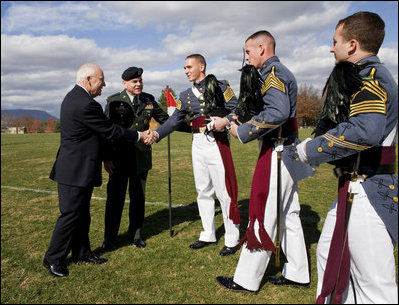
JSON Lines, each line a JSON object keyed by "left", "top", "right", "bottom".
{"left": 350, "top": 100, "right": 386, "bottom": 116}
{"left": 261, "top": 66, "right": 286, "bottom": 95}
{"left": 322, "top": 133, "right": 371, "bottom": 151}
{"left": 223, "top": 84, "right": 236, "bottom": 103}
{"left": 349, "top": 68, "right": 387, "bottom": 117}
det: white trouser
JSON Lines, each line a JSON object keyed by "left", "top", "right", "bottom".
{"left": 191, "top": 133, "right": 240, "bottom": 247}
{"left": 316, "top": 180, "right": 398, "bottom": 304}
{"left": 234, "top": 147, "right": 309, "bottom": 291}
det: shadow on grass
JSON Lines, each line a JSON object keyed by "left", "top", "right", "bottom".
{"left": 94, "top": 199, "right": 322, "bottom": 290}
{"left": 94, "top": 198, "right": 252, "bottom": 254}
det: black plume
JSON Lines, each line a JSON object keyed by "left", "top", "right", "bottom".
{"left": 313, "top": 61, "right": 365, "bottom": 136}
{"left": 235, "top": 65, "right": 263, "bottom": 124}
{"left": 204, "top": 74, "right": 230, "bottom": 117}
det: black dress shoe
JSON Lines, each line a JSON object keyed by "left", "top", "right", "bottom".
{"left": 219, "top": 244, "right": 241, "bottom": 256}
{"left": 74, "top": 254, "right": 108, "bottom": 264}
{"left": 43, "top": 258, "right": 69, "bottom": 277}
{"left": 266, "top": 275, "right": 309, "bottom": 288}
{"left": 133, "top": 239, "right": 146, "bottom": 248}
{"left": 189, "top": 240, "right": 217, "bottom": 249}
{"left": 216, "top": 276, "right": 257, "bottom": 294}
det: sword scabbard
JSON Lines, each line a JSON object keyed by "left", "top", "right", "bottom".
{"left": 275, "top": 240, "right": 280, "bottom": 267}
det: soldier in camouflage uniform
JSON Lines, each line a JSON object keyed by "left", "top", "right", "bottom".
{"left": 102, "top": 67, "right": 169, "bottom": 250}
{"left": 297, "top": 12, "right": 397, "bottom": 304}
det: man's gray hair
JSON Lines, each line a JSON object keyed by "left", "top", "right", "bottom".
{"left": 76, "top": 64, "right": 97, "bottom": 82}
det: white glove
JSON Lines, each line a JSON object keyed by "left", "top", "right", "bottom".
{"left": 296, "top": 138, "right": 312, "bottom": 164}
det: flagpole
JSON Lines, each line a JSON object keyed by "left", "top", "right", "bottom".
{"left": 165, "top": 86, "right": 175, "bottom": 238}
{"left": 167, "top": 134, "right": 174, "bottom": 237}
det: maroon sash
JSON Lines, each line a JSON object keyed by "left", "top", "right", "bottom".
{"left": 191, "top": 117, "right": 206, "bottom": 129}
{"left": 316, "top": 146, "right": 396, "bottom": 304}
{"left": 239, "top": 140, "right": 276, "bottom": 252}
{"left": 214, "top": 132, "right": 240, "bottom": 224}
{"left": 316, "top": 177, "right": 351, "bottom": 304}
{"left": 238, "top": 118, "right": 299, "bottom": 251}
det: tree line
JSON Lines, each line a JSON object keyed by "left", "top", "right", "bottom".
{"left": 1, "top": 114, "right": 59, "bottom": 133}
{"left": 2, "top": 84, "right": 323, "bottom": 134}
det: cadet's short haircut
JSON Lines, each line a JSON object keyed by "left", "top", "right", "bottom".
{"left": 337, "top": 11, "right": 385, "bottom": 54}
{"left": 186, "top": 54, "right": 207, "bottom": 71}
{"left": 246, "top": 30, "right": 276, "bottom": 52}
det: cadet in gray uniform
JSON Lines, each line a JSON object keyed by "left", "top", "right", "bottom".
{"left": 216, "top": 30, "right": 315, "bottom": 293}
{"left": 297, "top": 12, "right": 397, "bottom": 304}
{"left": 102, "top": 67, "right": 169, "bottom": 250}
{"left": 149, "top": 54, "right": 241, "bottom": 256}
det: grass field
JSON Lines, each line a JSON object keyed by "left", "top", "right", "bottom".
{"left": 1, "top": 130, "right": 397, "bottom": 304}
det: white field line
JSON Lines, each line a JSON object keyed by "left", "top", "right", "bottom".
{"left": 1, "top": 185, "right": 185, "bottom": 207}
{"left": 2, "top": 185, "right": 323, "bottom": 223}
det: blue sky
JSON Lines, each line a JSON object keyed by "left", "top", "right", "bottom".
{"left": 1, "top": 1, "right": 398, "bottom": 118}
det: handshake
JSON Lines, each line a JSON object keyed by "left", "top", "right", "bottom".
{"left": 209, "top": 116, "right": 239, "bottom": 138}
{"left": 139, "top": 130, "right": 159, "bottom": 145}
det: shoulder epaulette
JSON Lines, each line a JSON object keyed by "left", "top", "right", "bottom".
{"left": 261, "top": 66, "right": 286, "bottom": 95}
{"left": 106, "top": 91, "right": 123, "bottom": 102}
{"left": 349, "top": 67, "right": 387, "bottom": 117}
{"left": 176, "top": 99, "right": 182, "bottom": 110}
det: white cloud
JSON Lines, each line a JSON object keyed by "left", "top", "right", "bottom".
{"left": 1, "top": 1, "right": 132, "bottom": 34}
{"left": 1, "top": 1, "right": 397, "bottom": 118}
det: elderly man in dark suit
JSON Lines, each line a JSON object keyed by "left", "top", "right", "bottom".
{"left": 43, "top": 63, "right": 150, "bottom": 277}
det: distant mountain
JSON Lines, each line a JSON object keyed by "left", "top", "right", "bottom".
{"left": 1, "top": 109, "right": 59, "bottom": 122}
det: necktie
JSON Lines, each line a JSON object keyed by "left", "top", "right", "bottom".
{"left": 133, "top": 96, "right": 139, "bottom": 113}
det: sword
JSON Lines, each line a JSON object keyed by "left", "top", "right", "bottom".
{"left": 274, "top": 126, "right": 284, "bottom": 267}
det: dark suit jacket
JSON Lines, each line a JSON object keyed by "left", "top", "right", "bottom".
{"left": 50, "top": 85, "right": 138, "bottom": 187}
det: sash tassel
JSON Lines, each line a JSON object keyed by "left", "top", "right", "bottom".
{"left": 214, "top": 132, "right": 241, "bottom": 224}
{"left": 239, "top": 220, "right": 263, "bottom": 249}
{"left": 239, "top": 140, "right": 276, "bottom": 251}
{"left": 229, "top": 199, "right": 241, "bottom": 224}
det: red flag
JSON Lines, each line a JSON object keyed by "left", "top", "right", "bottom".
{"left": 165, "top": 87, "right": 177, "bottom": 116}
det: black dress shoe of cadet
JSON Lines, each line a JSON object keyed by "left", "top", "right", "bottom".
{"left": 216, "top": 276, "right": 257, "bottom": 294}
{"left": 75, "top": 254, "right": 108, "bottom": 264}
{"left": 219, "top": 244, "right": 241, "bottom": 256}
{"left": 189, "top": 240, "right": 217, "bottom": 250}
{"left": 133, "top": 239, "right": 146, "bottom": 248}
{"left": 266, "top": 275, "right": 310, "bottom": 289}
{"left": 43, "top": 258, "right": 69, "bottom": 277}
